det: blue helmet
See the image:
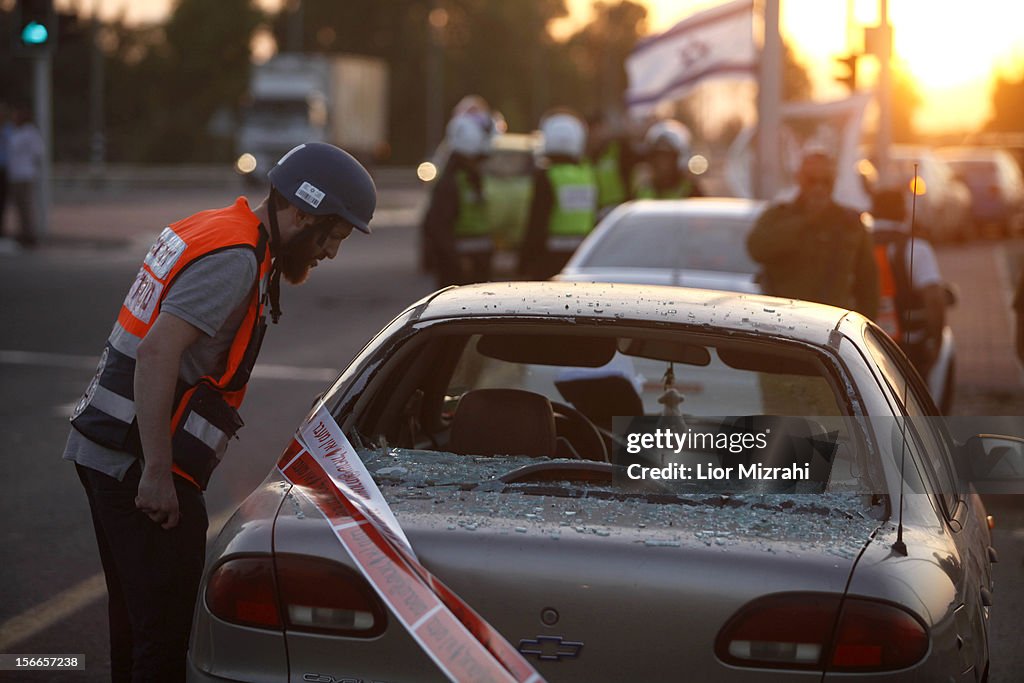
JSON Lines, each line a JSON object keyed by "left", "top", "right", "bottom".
{"left": 268, "top": 142, "right": 377, "bottom": 234}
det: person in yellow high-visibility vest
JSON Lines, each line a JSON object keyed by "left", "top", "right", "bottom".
{"left": 422, "top": 113, "right": 494, "bottom": 287}
{"left": 632, "top": 119, "right": 705, "bottom": 200}
{"left": 587, "top": 111, "right": 638, "bottom": 215}
{"left": 519, "top": 110, "right": 598, "bottom": 280}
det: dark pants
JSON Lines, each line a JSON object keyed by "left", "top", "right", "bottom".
{"left": 437, "top": 250, "right": 492, "bottom": 287}
{"left": 10, "top": 180, "right": 37, "bottom": 247}
{"left": 76, "top": 462, "right": 208, "bottom": 683}
{"left": 432, "top": 234, "right": 493, "bottom": 287}
{"left": 523, "top": 249, "right": 574, "bottom": 281}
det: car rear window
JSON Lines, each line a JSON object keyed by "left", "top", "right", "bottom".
{"left": 339, "top": 323, "right": 870, "bottom": 499}
{"left": 945, "top": 159, "right": 999, "bottom": 183}
{"left": 581, "top": 214, "right": 759, "bottom": 274}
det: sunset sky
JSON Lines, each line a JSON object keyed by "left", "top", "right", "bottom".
{"left": 558, "top": 0, "right": 1024, "bottom": 135}
{"left": 54, "top": 0, "right": 1024, "bottom": 135}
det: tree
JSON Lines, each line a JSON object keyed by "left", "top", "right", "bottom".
{"left": 433, "top": 0, "right": 568, "bottom": 130}
{"left": 270, "top": 0, "right": 568, "bottom": 162}
{"left": 988, "top": 72, "right": 1024, "bottom": 133}
{"left": 557, "top": 1, "right": 648, "bottom": 117}
{"left": 145, "top": 0, "right": 264, "bottom": 161}
{"left": 101, "top": 18, "right": 169, "bottom": 162}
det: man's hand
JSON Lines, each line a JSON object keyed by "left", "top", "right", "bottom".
{"left": 133, "top": 311, "right": 203, "bottom": 531}
{"left": 136, "top": 466, "right": 180, "bottom": 529}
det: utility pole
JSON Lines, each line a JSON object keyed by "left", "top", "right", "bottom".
{"left": 872, "top": 0, "right": 893, "bottom": 180}
{"left": 533, "top": 12, "right": 548, "bottom": 124}
{"left": 425, "top": 3, "right": 447, "bottom": 157}
{"left": 89, "top": 0, "right": 106, "bottom": 170}
{"left": 286, "top": 0, "right": 303, "bottom": 53}
{"left": 16, "top": 0, "right": 56, "bottom": 239}
{"left": 32, "top": 50, "right": 52, "bottom": 239}
{"left": 755, "top": 0, "right": 782, "bottom": 199}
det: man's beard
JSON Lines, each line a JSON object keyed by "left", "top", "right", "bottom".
{"left": 277, "top": 228, "right": 321, "bottom": 284}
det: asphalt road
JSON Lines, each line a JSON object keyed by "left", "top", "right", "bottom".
{"left": 1, "top": 189, "right": 1023, "bottom": 681}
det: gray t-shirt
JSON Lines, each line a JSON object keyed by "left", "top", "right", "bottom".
{"left": 64, "top": 247, "right": 259, "bottom": 479}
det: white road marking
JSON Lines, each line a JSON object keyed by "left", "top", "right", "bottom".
{"left": 0, "top": 349, "right": 334, "bottom": 648}
{"left": 53, "top": 402, "right": 80, "bottom": 418}
{"left": 0, "top": 349, "right": 96, "bottom": 370}
{"left": 0, "top": 349, "right": 338, "bottom": 382}
{"left": 0, "top": 508, "right": 237, "bottom": 650}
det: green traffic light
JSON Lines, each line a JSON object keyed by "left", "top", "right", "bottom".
{"left": 21, "top": 21, "right": 49, "bottom": 45}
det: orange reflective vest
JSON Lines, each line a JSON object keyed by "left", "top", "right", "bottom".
{"left": 873, "top": 228, "right": 928, "bottom": 350}
{"left": 873, "top": 241, "right": 902, "bottom": 341}
{"left": 71, "top": 198, "right": 273, "bottom": 489}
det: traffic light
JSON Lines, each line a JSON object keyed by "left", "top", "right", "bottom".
{"left": 15, "top": 0, "right": 56, "bottom": 51}
{"left": 834, "top": 54, "right": 859, "bottom": 92}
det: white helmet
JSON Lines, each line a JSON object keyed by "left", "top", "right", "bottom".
{"left": 541, "top": 113, "right": 587, "bottom": 159}
{"left": 446, "top": 113, "right": 490, "bottom": 157}
{"left": 645, "top": 119, "right": 692, "bottom": 164}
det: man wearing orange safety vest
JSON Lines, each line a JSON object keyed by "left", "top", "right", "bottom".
{"left": 63, "top": 143, "right": 376, "bottom": 681}
{"left": 871, "top": 188, "right": 947, "bottom": 377}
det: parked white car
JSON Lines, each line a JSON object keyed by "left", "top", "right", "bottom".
{"left": 882, "top": 145, "right": 972, "bottom": 242}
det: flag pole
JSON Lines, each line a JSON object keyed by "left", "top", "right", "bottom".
{"left": 756, "top": 0, "right": 782, "bottom": 199}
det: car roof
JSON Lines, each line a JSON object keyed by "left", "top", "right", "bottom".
{"left": 609, "top": 197, "right": 767, "bottom": 221}
{"left": 411, "top": 281, "right": 850, "bottom": 347}
{"left": 889, "top": 144, "right": 937, "bottom": 158}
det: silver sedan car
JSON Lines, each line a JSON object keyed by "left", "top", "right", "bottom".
{"left": 188, "top": 282, "right": 1015, "bottom": 682}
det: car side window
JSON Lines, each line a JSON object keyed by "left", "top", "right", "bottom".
{"left": 862, "top": 329, "right": 960, "bottom": 514}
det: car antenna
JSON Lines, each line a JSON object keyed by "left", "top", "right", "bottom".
{"left": 891, "top": 162, "right": 920, "bottom": 558}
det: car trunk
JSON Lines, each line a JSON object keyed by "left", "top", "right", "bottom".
{"left": 273, "top": 482, "right": 881, "bottom": 682}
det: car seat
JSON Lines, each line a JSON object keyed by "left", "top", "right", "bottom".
{"left": 449, "top": 388, "right": 557, "bottom": 457}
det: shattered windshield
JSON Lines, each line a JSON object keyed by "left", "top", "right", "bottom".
{"left": 358, "top": 446, "right": 882, "bottom": 549}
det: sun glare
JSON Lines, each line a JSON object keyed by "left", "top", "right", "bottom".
{"left": 890, "top": 2, "right": 1024, "bottom": 91}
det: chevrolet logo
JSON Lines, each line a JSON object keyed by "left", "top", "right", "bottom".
{"left": 518, "top": 635, "right": 584, "bottom": 662}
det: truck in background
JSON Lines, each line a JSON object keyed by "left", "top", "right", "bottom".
{"left": 235, "top": 52, "right": 389, "bottom": 183}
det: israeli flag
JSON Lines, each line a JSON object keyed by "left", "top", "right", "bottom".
{"left": 626, "top": 0, "right": 757, "bottom": 116}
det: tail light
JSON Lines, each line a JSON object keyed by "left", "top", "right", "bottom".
{"left": 275, "top": 554, "right": 387, "bottom": 637}
{"left": 206, "top": 554, "right": 387, "bottom": 638}
{"left": 716, "top": 593, "right": 928, "bottom": 672}
{"left": 206, "top": 557, "right": 282, "bottom": 629}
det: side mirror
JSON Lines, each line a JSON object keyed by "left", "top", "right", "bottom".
{"left": 963, "top": 434, "right": 1024, "bottom": 493}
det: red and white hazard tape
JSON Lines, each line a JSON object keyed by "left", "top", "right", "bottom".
{"left": 277, "top": 403, "right": 545, "bottom": 683}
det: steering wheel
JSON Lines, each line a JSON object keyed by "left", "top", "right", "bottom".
{"left": 550, "top": 400, "right": 609, "bottom": 463}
